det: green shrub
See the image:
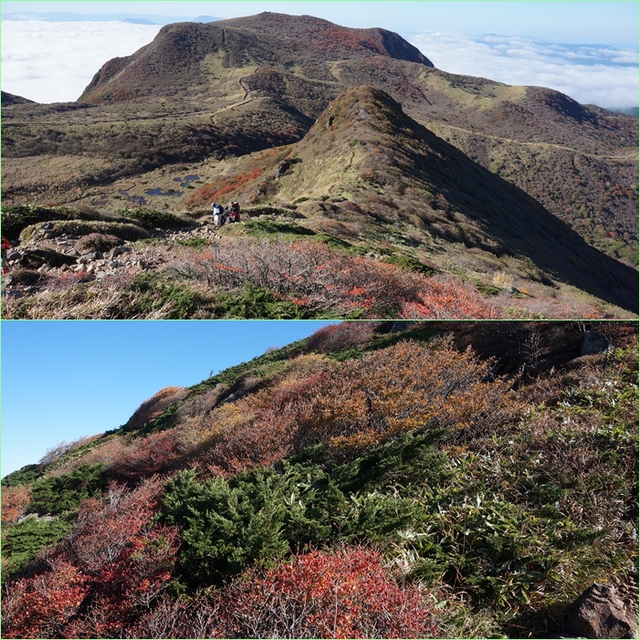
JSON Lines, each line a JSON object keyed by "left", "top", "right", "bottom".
{"left": 1, "top": 204, "right": 78, "bottom": 239}
{"left": 476, "top": 283, "right": 502, "bottom": 296}
{"left": 76, "top": 233, "right": 124, "bottom": 253}
{"left": 381, "top": 253, "right": 435, "bottom": 275}
{"left": 213, "top": 284, "right": 308, "bottom": 319}
{"left": 28, "top": 464, "right": 107, "bottom": 516}
{"left": 117, "top": 208, "right": 192, "bottom": 229}
{"left": 161, "top": 432, "right": 445, "bottom": 588}
{"left": 128, "top": 272, "right": 200, "bottom": 319}
{"left": 242, "top": 220, "right": 316, "bottom": 237}
{"left": 243, "top": 206, "right": 298, "bottom": 218}
{"left": 19, "top": 220, "right": 150, "bottom": 243}
{"left": 2, "top": 516, "right": 72, "bottom": 579}
{"left": 1, "top": 204, "right": 119, "bottom": 239}
{"left": 1, "top": 464, "right": 43, "bottom": 487}
{"left": 315, "top": 233, "right": 354, "bottom": 251}
{"left": 176, "top": 237, "right": 208, "bottom": 249}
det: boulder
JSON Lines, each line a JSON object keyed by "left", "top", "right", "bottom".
{"left": 111, "top": 246, "right": 132, "bottom": 258}
{"left": 566, "top": 582, "right": 638, "bottom": 638}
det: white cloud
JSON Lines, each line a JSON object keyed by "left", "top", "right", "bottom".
{"left": 1, "top": 20, "right": 162, "bottom": 102}
{"left": 408, "top": 31, "right": 638, "bottom": 110}
{"left": 1, "top": 20, "right": 637, "bottom": 110}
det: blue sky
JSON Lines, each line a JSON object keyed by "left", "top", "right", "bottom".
{"left": 1, "top": 320, "right": 337, "bottom": 477}
{"left": 1, "top": 1, "right": 638, "bottom": 107}
{"left": 2, "top": 1, "right": 638, "bottom": 45}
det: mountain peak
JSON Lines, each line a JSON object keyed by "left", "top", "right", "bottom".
{"left": 78, "top": 14, "right": 432, "bottom": 104}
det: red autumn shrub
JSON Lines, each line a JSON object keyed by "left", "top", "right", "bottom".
{"left": 218, "top": 546, "right": 438, "bottom": 638}
{"left": 124, "top": 386, "right": 189, "bottom": 432}
{"left": 1, "top": 479, "right": 179, "bottom": 639}
{"left": 402, "top": 278, "right": 501, "bottom": 319}
{"left": 187, "top": 238, "right": 498, "bottom": 318}
{"left": 305, "top": 322, "right": 377, "bottom": 353}
{"left": 1, "top": 556, "right": 90, "bottom": 638}
{"left": 109, "top": 430, "right": 183, "bottom": 481}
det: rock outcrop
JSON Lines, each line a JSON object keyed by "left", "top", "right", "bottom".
{"left": 566, "top": 581, "right": 639, "bottom": 639}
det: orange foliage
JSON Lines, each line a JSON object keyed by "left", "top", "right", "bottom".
{"left": 197, "top": 337, "right": 519, "bottom": 475}
{"left": 187, "top": 167, "right": 262, "bottom": 206}
{"left": 294, "top": 337, "right": 518, "bottom": 456}
{"left": 1, "top": 556, "right": 90, "bottom": 638}
{"left": 1, "top": 485, "right": 32, "bottom": 524}
{"left": 203, "top": 372, "right": 330, "bottom": 476}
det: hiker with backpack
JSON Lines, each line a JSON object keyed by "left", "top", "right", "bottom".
{"left": 211, "top": 202, "right": 225, "bottom": 228}
{"left": 228, "top": 201, "right": 241, "bottom": 223}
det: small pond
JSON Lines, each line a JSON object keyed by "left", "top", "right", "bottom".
{"left": 144, "top": 188, "right": 182, "bottom": 197}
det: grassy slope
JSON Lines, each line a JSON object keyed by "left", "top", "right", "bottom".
{"left": 2, "top": 16, "right": 636, "bottom": 264}
{"left": 2, "top": 321, "right": 637, "bottom": 638}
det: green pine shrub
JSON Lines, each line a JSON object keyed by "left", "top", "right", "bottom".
{"left": 28, "top": 464, "right": 108, "bottom": 516}
{"left": 161, "top": 431, "right": 446, "bottom": 588}
{"left": 2, "top": 517, "right": 72, "bottom": 579}
{"left": 211, "top": 284, "right": 310, "bottom": 319}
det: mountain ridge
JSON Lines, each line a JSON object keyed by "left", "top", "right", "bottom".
{"left": 1, "top": 12, "right": 637, "bottom": 317}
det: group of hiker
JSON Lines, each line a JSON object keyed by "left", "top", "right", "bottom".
{"left": 211, "top": 201, "right": 241, "bottom": 228}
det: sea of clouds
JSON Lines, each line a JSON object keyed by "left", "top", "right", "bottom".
{"left": 409, "top": 31, "right": 639, "bottom": 110}
{"left": 1, "top": 20, "right": 163, "bottom": 102}
{"left": 1, "top": 20, "right": 638, "bottom": 110}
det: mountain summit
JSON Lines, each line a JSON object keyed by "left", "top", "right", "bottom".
{"left": 79, "top": 13, "right": 432, "bottom": 104}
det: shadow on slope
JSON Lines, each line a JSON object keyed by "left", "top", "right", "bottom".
{"left": 295, "top": 86, "right": 638, "bottom": 312}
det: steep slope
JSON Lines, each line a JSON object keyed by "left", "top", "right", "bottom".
{"left": 184, "top": 86, "right": 638, "bottom": 312}
{"left": 2, "top": 321, "right": 637, "bottom": 638}
{"left": 2, "top": 85, "right": 637, "bottom": 318}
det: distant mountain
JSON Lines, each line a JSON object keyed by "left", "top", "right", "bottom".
{"left": 1, "top": 11, "right": 221, "bottom": 24}
{"left": 77, "top": 13, "right": 432, "bottom": 104}
{"left": 122, "top": 18, "right": 158, "bottom": 25}
{"left": 1, "top": 91, "right": 36, "bottom": 106}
